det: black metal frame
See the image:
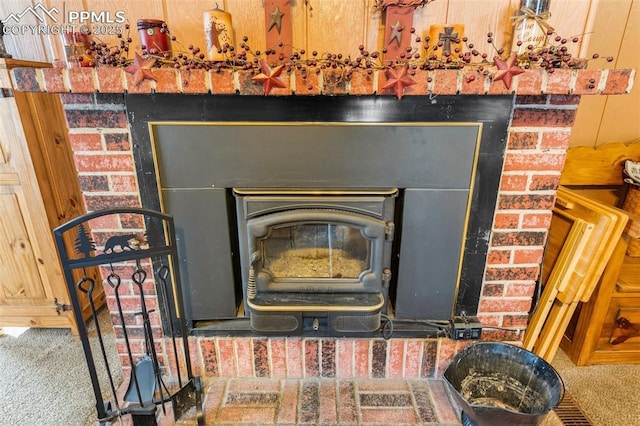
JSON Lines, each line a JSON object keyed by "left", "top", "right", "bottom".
{"left": 126, "top": 94, "right": 512, "bottom": 321}
{"left": 53, "top": 208, "right": 204, "bottom": 425}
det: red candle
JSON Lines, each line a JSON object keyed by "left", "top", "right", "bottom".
{"left": 137, "top": 19, "right": 172, "bottom": 54}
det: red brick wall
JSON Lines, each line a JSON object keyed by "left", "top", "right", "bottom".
{"left": 62, "top": 93, "right": 140, "bottom": 211}
{"left": 480, "top": 94, "right": 579, "bottom": 342}
{"left": 194, "top": 337, "right": 470, "bottom": 379}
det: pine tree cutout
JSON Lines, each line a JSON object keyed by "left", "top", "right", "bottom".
{"left": 145, "top": 218, "right": 165, "bottom": 248}
{"left": 74, "top": 223, "right": 96, "bottom": 257}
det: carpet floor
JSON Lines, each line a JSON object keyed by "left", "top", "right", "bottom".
{"left": 551, "top": 349, "right": 640, "bottom": 426}
{"left": 0, "top": 313, "right": 637, "bottom": 426}
{"left": 0, "top": 310, "right": 121, "bottom": 426}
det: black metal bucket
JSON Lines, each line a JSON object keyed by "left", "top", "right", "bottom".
{"left": 443, "top": 342, "right": 564, "bottom": 426}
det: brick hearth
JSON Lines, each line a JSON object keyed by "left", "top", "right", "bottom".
{"left": 10, "top": 66, "right": 635, "bottom": 380}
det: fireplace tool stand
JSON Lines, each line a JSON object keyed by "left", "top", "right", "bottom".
{"left": 54, "top": 208, "right": 204, "bottom": 425}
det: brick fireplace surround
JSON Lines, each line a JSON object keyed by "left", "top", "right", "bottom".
{"left": 10, "top": 66, "right": 635, "bottom": 384}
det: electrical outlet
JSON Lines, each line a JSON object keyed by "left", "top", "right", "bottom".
{"left": 450, "top": 316, "right": 483, "bottom": 340}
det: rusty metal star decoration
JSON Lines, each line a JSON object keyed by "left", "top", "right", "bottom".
{"left": 125, "top": 53, "right": 157, "bottom": 85}
{"left": 211, "top": 17, "right": 225, "bottom": 50}
{"left": 382, "top": 65, "right": 416, "bottom": 100}
{"left": 268, "top": 6, "right": 285, "bottom": 34}
{"left": 252, "top": 60, "right": 286, "bottom": 95}
{"left": 387, "top": 20, "right": 404, "bottom": 47}
{"left": 493, "top": 52, "right": 525, "bottom": 90}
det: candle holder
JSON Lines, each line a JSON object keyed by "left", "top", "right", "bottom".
{"left": 137, "top": 19, "right": 172, "bottom": 55}
{"left": 61, "top": 31, "right": 92, "bottom": 67}
{"left": 0, "top": 22, "right": 13, "bottom": 58}
{"left": 511, "top": 0, "right": 553, "bottom": 56}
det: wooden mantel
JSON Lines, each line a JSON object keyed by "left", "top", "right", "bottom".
{"left": 8, "top": 66, "right": 636, "bottom": 97}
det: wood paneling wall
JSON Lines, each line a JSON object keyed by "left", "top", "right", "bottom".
{"left": 0, "top": 0, "right": 637, "bottom": 146}
{"left": 569, "top": 0, "right": 640, "bottom": 147}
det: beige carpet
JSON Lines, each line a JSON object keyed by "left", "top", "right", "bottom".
{"left": 551, "top": 349, "right": 640, "bottom": 426}
{"left": 0, "top": 310, "right": 122, "bottom": 426}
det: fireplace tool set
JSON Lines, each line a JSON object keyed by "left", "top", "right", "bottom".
{"left": 53, "top": 208, "right": 204, "bottom": 425}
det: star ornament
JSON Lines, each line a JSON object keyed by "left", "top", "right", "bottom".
{"left": 492, "top": 53, "right": 525, "bottom": 90}
{"left": 268, "top": 6, "right": 285, "bottom": 34}
{"left": 252, "top": 60, "right": 287, "bottom": 95}
{"left": 125, "top": 53, "right": 157, "bottom": 86}
{"left": 387, "top": 20, "right": 404, "bottom": 47}
{"left": 382, "top": 65, "right": 416, "bottom": 100}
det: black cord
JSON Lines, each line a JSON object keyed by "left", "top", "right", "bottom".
{"left": 380, "top": 316, "right": 523, "bottom": 339}
{"left": 481, "top": 325, "right": 525, "bottom": 331}
{"left": 380, "top": 314, "right": 394, "bottom": 339}
{"left": 379, "top": 315, "right": 450, "bottom": 340}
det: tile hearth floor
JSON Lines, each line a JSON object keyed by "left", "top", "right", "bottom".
{"left": 114, "top": 378, "right": 580, "bottom": 425}
{"left": 169, "top": 377, "right": 574, "bottom": 426}
{"left": 191, "top": 377, "right": 461, "bottom": 425}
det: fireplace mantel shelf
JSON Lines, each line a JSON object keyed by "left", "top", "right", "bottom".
{"left": 8, "top": 65, "right": 635, "bottom": 97}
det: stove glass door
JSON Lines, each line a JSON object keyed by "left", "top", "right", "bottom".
{"left": 262, "top": 223, "right": 371, "bottom": 280}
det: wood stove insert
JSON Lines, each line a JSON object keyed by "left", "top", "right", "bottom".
{"left": 235, "top": 189, "right": 397, "bottom": 335}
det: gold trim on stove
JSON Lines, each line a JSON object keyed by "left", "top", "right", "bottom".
{"left": 233, "top": 188, "right": 399, "bottom": 196}
{"left": 247, "top": 294, "right": 385, "bottom": 313}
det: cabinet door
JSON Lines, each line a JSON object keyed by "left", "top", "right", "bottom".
{"left": 0, "top": 95, "right": 77, "bottom": 331}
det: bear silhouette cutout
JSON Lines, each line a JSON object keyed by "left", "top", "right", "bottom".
{"left": 103, "top": 234, "right": 138, "bottom": 254}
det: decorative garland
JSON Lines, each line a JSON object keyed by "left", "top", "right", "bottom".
{"left": 372, "top": 0, "right": 437, "bottom": 10}
{"left": 82, "top": 19, "right": 613, "bottom": 96}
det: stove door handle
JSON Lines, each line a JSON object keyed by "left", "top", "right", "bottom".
{"left": 247, "top": 251, "right": 261, "bottom": 300}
